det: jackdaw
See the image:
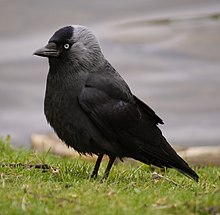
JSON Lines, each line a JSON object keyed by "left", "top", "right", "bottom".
{"left": 34, "top": 25, "right": 199, "bottom": 182}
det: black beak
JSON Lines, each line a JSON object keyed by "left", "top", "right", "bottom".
{"left": 33, "top": 42, "right": 60, "bottom": 57}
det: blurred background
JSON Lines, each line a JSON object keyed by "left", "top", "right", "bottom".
{"left": 0, "top": 0, "right": 220, "bottom": 148}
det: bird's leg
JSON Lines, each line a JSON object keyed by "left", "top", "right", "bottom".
{"left": 91, "top": 154, "right": 104, "bottom": 178}
{"left": 103, "top": 156, "right": 116, "bottom": 179}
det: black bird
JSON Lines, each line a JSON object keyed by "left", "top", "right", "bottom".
{"left": 34, "top": 25, "right": 199, "bottom": 182}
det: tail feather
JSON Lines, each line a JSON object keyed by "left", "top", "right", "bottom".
{"left": 173, "top": 166, "right": 199, "bottom": 182}
{"left": 159, "top": 137, "right": 199, "bottom": 182}
{"left": 139, "top": 153, "right": 199, "bottom": 182}
{"left": 171, "top": 161, "right": 199, "bottom": 182}
{"left": 118, "top": 118, "right": 199, "bottom": 182}
{"left": 137, "top": 137, "right": 199, "bottom": 182}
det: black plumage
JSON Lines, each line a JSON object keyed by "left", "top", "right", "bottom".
{"left": 34, "top": 25, "right": 199, "bottom": 182}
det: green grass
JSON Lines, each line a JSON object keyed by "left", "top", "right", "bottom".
{"left": 0, "top": 137, "right": 220, "bottom": 215}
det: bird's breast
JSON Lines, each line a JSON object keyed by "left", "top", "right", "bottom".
{"left": 44, "top": 81, "right": 102, "bottom": 154}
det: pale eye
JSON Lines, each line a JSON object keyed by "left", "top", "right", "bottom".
{"left": 63, "top": 43, "right": 70, "bottom": 50}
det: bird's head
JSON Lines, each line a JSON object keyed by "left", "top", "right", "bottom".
{"left": 34, "top": 25, "right": 104, "bottom": 70}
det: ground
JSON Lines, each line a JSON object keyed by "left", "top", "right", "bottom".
{"left": 0, "top": 137, "right": 220, "bottom": 215}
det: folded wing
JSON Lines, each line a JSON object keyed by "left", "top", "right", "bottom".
{"left": 78, "top": 72, "right": 199, "bottom": 181}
